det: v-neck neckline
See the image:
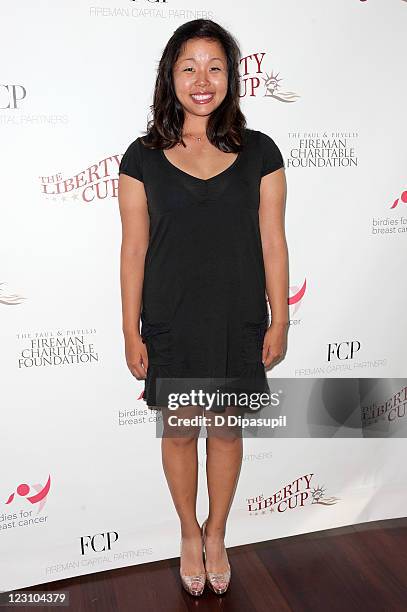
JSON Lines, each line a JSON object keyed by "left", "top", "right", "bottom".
{"left": 160, "top": 143, "right": 243, "bottom": 183}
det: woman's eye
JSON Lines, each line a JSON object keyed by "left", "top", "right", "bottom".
{"left": 182, "top": 66, "right": 221, "bottom": 72}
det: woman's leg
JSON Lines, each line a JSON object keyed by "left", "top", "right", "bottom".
{"left": 161, "top": 405, "right": 204, "bottom": 576}
{"left": 204, "top": 407, "right": 243, "bottom": 574}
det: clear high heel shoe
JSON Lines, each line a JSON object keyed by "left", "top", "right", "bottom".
{"left": 201, "top": 519, "right": 231, "bottom": 595}
{"left": 179, "top": 537, "right": 206, "bottom": 596}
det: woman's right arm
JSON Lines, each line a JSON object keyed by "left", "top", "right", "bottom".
{"left": 117, "top": 173, "right": 149, "bottom": 379}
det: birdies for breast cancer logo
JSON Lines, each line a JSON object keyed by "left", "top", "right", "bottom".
{"left": 39, "top": 153, "right": 123, "bottom": 205}
{"left": 6, "top": 475, "right": 51, "bottom": 510}
{"left": 117, "top": 390, "right": 162, "bottom": 427}
{"left": 288, "top": 278, "right": 306, "bottom": 314}
{"left": 390, "top": 188, "right": 407, "bottom": 210}
{"left": 286, "top": 278, "right": 306, "bottom": 327}
{"left": 247, "top": 472, "right": 340, "bottom": 517}
{"left": 266, "top": 278, "right": 306, "bottom": 325}
{"left": 370, "top": 185, "right": 407, "bottom": 237}
{"left": 239, "top": 52, "right": 299, "bottom": 103}
{"left": 1, "top": 475, "right": 51, "bottom": 533}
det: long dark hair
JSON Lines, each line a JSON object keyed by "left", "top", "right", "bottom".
{"left": 141, "top": 19, "right": 246, "bottom": 153}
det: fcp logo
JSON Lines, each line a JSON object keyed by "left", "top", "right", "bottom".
{"left": 80, "top": 531, "right": 119, "bottom": 555}
{"left": 327, "top": 341, "right": 361, "bottom": 361}
{"left": 0, "top": 84, "right": 27, "bottom": 109}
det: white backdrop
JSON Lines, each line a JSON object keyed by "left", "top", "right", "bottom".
{"left": 1, "top": 0, "right": 406, "bottom": 592}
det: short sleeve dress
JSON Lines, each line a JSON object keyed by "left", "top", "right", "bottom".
{"left": 118, "top": 128, "right": 285, "bottom": 412}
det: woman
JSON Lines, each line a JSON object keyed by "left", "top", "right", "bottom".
{"left": 118, "top": 18, "right": 288, "bottom": 597}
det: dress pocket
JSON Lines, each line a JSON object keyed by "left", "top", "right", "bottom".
{"left": 242, "top": 316, "right": 268, "bottom": 364}
{"left": 141, "top": 321, "right": 173, "bottom": 366}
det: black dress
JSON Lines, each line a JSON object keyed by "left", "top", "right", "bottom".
{"left": 119, "top": 128, "right": 285, "bottom": 412}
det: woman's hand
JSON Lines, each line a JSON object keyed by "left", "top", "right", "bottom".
{"left": 262, "top": 322, "right": 288, "bottom": 369}
{"left": 124, "top": 333, "right": 148, "bottom": 379}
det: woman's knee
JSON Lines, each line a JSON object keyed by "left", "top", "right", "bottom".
{"left": 161, "top": 405, "right": 203, "bottom": 439}
{"left": 205, "top": 407, "right": 243, "bottom": 441}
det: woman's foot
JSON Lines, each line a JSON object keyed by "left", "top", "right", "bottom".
{"left": 201, "top": 519, "right": 231, "bottom": 594}
{"left": 179, "top": 528, "right": 206, "bottom": 596}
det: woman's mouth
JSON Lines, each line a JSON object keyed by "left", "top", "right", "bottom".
{"left": 190, "top": 93, "right": 215, "bottom": 104}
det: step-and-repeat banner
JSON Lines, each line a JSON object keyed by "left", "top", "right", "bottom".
{"left": 1, "top": 0, "right": 406, "bottom": 593}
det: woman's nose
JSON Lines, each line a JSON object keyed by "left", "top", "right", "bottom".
{"left": 194, "top": 71, "right": 210, "bottom": 86}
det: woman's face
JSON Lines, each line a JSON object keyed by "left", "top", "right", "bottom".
{"left": 172, "top": 37, "right": 228, "bottom": 118}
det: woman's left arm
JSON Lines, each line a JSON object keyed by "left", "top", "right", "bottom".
{"left": 259, "top": 167, "right": 289, "bottom": 368}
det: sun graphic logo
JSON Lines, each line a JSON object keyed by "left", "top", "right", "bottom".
{"left": 5, "top": 475, "right": 51, "bottom": 513}
{"left": 0, "top": 281, "right": 26, "bottom": 305}
{"left": 263, "top": 69, "right": 300, "bottom": 103}
{"left": 310, "top": 484, "right": 340, "bottom": 505}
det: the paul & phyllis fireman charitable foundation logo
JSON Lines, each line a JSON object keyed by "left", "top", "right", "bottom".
{"left": 17, "top": 329, "right": 98, "bottom": 368}
{"left": 286, "top": 131, "right": 359, "bottom": 168}
{"left": 240, "top": 52, "right": 299, "bottom": 103}
{"left": 1, "top": 475, "right": 51, "bottom": 533}
{"left": 247, "top": 472, "right": 340, "bottom": 517}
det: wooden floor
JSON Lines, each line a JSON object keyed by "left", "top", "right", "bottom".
{"left": 5, "top": 517, "right": 407, "bottom": 612}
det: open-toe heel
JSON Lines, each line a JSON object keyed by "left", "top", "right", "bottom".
{"left": 201, "top": 518, "right": 231, "bottom": 595}
{"left": 179, "top": 537, "right": 206, "bottom": 596}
